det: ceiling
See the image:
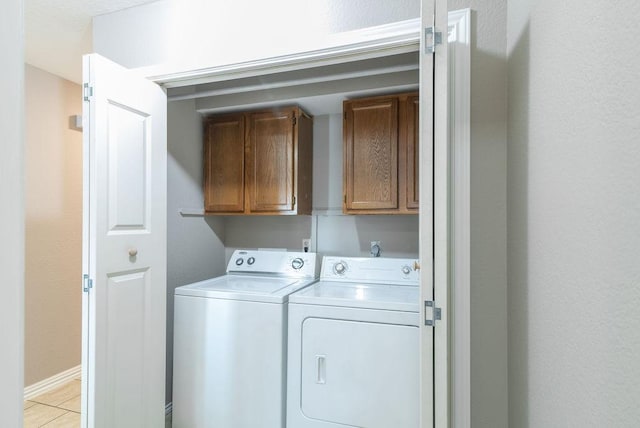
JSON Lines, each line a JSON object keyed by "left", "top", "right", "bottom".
{"left": 26, "top": 0, "right": 157, "bottom": 83}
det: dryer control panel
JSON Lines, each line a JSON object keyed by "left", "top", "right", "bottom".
{"left": 228, "top": 250, "right": 318, "bottom": 278}
{"left": 320, "top": 256, "right": 419, "bottom": 285}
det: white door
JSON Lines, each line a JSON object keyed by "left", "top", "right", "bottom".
{"left": 419, "top": 0, "right": 449, "bottom": 427}
{"left": 81, "top": 54, "right": 167, "bottom": 428}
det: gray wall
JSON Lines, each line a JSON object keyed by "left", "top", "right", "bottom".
{"left": 507, "top": 0, "right": 640, "bottom": 426}
{"left": 166, "top": 99, "right": 226, "bottom": 403}
{"left": 0, "top": 0, "right": 24, "bottom": 424}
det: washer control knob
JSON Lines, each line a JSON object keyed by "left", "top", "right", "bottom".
{"left": 235, "top": 258, "right": 244, "bottom": 266}
{"left": 333, "top": 261, "right": 347, "bottom": 275}
{"left": 247, "top": 257, "right": 255, "bottom": 265}
{"left": 402, "top": 265, "right": 412, "bottom": 275}
{"left": 291, "top": 257, "right": 304, "bottom": 270}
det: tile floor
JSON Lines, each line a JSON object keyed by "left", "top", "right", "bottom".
{"left": 24, "top": 378, "right": 81, "bottom": 427}
{"left": 23, "top": 376, "right": 173, "bottom": 427}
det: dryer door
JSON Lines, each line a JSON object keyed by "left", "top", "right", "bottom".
{"left": 300, "top": 318, "right": 419, "bottom": 427}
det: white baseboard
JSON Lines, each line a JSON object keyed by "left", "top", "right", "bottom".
{"left": 24, "top": 365, "right": 82, "bottom": 401}
{"left": 165, "top": 402, "right": 172, "bottom": 416}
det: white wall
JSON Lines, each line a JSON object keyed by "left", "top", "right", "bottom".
{"left": 24, "top": 65, "right": 83, "bottom": 386}
{"left": 166, "top": 99, "right": 226, "bottom": 403}
{"left": 93, "top": 0, "right": 419, "bottom": 73}
{"left": 507, "top": 0, "right": 640, "bottom": 426}
{"left": 0, "top": 0, "right": 24, "bottom": 425}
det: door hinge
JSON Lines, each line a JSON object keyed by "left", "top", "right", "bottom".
{"left": 292, "top": 116, "right": 297, "bottom": 126}
{"left": 424, "top": 26, "right": 442, "bottom": 54}
{"left": 424, "top": 300, "right": 441, "bottom": 326}
{"left": 83, "top": 274, "right": 94, "bottom": 293}
{"left": 83, "top": 83, "right": 93, "bottom": 101}
{"left": 292, "top": 195, "right": 296, "bottom": 206}
{"left": 344, "top": 194, "right": 347, "bottom": 204}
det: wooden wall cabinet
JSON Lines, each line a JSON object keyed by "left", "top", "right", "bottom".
{"left": 343, "top": 92, "right": 419, "bottom": 214}
{"left": 204, "top": 106, "right": 312, "bottom": 215}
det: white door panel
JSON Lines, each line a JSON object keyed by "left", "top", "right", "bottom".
{"left": 420, "top": 1, "right": 449, "bottom": 428}
{"left": 82, "top": 53, "right": 167, "bottom": 428}
{"left": 107, "top": 102, "right": 150, "bottom": 231}
{"left": 300, "top": 318, "right": 419, "bottom": 428}
{"left": 433, "top": 1, "right": 450, "bottom": 427}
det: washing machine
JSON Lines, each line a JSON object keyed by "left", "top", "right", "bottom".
{"left": 287, "top": 256, "right": 420, "bottom": 428}
{"left": 172, "top": 249, "right": 318, "bottom": 428}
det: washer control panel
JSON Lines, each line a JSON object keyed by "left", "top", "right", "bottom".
{"left": 321, "top": 256, "right": 419, "bottom": 285}
{"left": 227, "top": 250, "right": 317, "bottom": 278}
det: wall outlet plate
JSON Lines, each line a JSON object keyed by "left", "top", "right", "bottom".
{"left": 302, "top": 238, "right": 311, "bottom": 253}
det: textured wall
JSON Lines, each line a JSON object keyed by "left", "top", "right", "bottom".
{"left": 93, "top": 0, "right": 419, "bottom": 72}
{"left": 448, "top": 2, "right": 509, "bottom": 427}
{"left": 166, "top": 99, "right": 227, "bottom": 403}
{"left": 507, "top": 0, "right": 640, "bottom": 426}
{"left": 0, "top": 0, "right": 24, "bottom": 424}
{"left": 24, "top": 65, "right": 83, "bottom": 386}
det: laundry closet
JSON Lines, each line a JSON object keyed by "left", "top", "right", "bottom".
{"left": 163, "top": 51, "right": 422, "bottom": 422}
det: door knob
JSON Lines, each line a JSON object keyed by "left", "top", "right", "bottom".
{"left": 129, "top": 248, "right": 138, "bottom": 257}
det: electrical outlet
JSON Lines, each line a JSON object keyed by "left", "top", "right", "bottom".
{"left": 302, "top": 238, "right": 311, "bottom": 253}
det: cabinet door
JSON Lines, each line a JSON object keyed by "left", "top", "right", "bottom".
{"left": 203, "top": 114, "right": 246, "bottom": 213}
{"left": 344, "top": 97, "right": 398, "bottom": 211}
{"left": 248, "top": 109, "right": 295, "bottom": 213}
{"left": 406, "top": 95, "right": 420, "bottom": 209}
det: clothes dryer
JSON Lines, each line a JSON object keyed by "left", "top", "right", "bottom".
{"left": 287, "top": 256, "right": 420, "bottom": 428}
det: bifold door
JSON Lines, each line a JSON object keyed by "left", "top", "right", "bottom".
{"left": 81, "top": 53, "right": 167, "bottom": 428}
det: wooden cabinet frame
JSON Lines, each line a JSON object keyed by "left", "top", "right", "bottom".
{"left": 204, "top": 106, "right": 312, "bottom": 215}
{"left": 343, "top": 92, "right": 419, "bottom": 214}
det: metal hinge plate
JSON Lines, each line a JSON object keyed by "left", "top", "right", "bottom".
{"left": 83, "top": 83, "right": 93, "bottom": 101}
{"left": 292, "top": 116, "right": 297, "bottom": 126}
{"left": 425, "top": 27, "right": 442, "bottom": 54}
{"left": 83, "top": 274, "right": 93, "bottom": 292}
{"left": 424, "top": 300, "right": 441, "bottom": 326}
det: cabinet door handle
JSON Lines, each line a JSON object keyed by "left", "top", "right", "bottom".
{"left": 316, "top": 355, "right": 326, "bottom": 384}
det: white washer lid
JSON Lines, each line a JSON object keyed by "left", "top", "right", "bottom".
{"left": 175, "top": 274, "right": 317, "bottom": 303}
{"left": 289, "top": 280, "right": 419, "bottom": 312}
